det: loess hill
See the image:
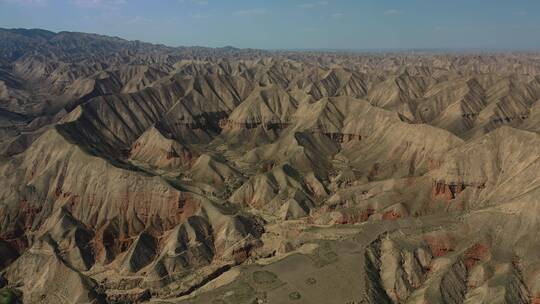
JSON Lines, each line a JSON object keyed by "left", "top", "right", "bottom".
{"left": 2, "top": 28, "right": 540, "bottom": 303}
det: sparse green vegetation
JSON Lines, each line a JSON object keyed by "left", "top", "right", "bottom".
{"left": 0, "top": 288, "right": 21, "bottom": 304}
{"left": 309, "top": 241, "right": 339, "bottom": 268}
{"left": 223, "top": 283, "right": 255, "bottom": 304}
{"left": 252, "top": 270, "right": 278, "bottom": 285}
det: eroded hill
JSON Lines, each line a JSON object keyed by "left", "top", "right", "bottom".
{"left": 2, "top": 28, "right": 540, "bottom": 304}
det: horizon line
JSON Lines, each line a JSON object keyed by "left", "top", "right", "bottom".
{"left": 4, "top": 26, "right": 540, "bottom": 55}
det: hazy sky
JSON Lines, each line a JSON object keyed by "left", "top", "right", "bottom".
{"left": 1, "top": 0, "right": 539, "bottom": 50}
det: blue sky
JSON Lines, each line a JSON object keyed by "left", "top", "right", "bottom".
{"left": 1, "top": 0, "right": 539, "bottom": 50}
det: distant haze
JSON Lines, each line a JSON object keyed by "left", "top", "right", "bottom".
{"left": 1, "top": 0, "right": 539, "bottom": 50}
